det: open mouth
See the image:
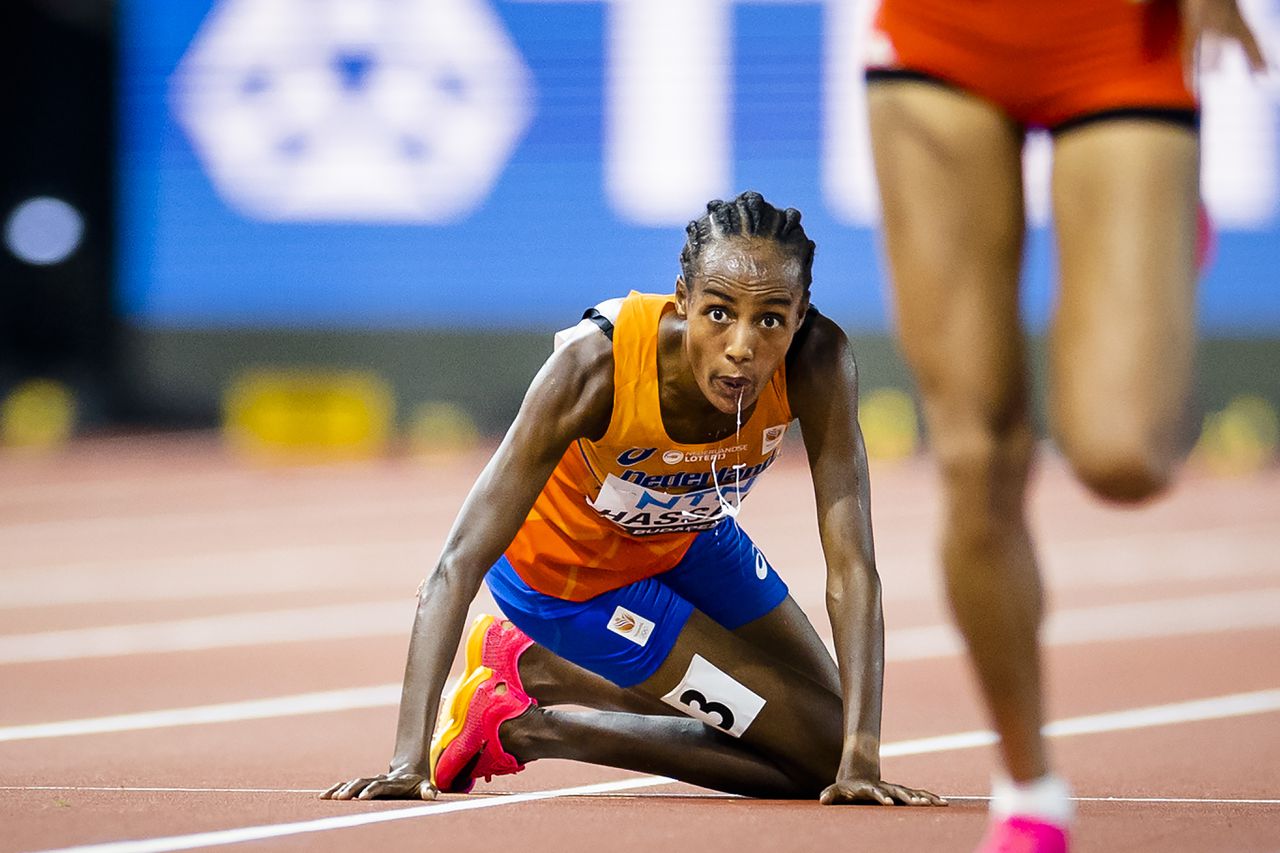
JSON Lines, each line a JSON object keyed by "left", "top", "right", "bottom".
{"left": 712, "top": 375, "right": 750, "bottom": 400}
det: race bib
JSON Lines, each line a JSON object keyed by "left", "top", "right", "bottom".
{"left": 589, "top": 473, "right": 741, "bottom": 536}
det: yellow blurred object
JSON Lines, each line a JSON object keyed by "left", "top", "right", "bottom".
{"left": 409, "top": 400, "right": 479, "bottom": 457}
{"left": 223, "top": 370, "right": 394, "bottom": 461}
{"left": 1194, "top": 395, "right": 1279, "bottom": 477}
{"left": 859, "top": 387, "right": 919, "bottom": 462}
{"left": 0, "top": 379, "right": 77, "bottom": 449}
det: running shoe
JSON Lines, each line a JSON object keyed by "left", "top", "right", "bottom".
{"left": 465, "top": 613, "right": 535, "bottom": 697}
{"left": 430, "top": 664, "right": 534, "bottom": 794}
{"left": 975, "top": 817, "right": 1069, "bottom": 853}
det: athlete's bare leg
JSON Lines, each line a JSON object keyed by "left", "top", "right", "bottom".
{"left": 515, "top": 593, "right": 838, "bottom": 713}
{"left": 867, "top": 81, "right": 1050, "bottom": 783}
{"left": 494, "top": 591, "right": 865, "bottom": 799}
{"left": 733, "top": 595, "right": 841, "bottom": 693}
{"left": 1050, "top": 120, "right": 1200, "bottom": 502}
{"left": 515, "top": 643, "right": 677, "bottom": 715}
{"left": 496, "top": 594, "right": 849, "bottom": 798}
{"left": 499, "top": 609, "right": 929, "bottom": 800}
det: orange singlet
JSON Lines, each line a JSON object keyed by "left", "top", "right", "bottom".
{"left": 868, "top": 0, "right": 1197, "bottom": 130}
{"left": 504, "top": 292, "right": 793, "bottom": 602}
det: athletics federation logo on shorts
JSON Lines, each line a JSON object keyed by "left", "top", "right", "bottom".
{"left": 607, "top": 606, "right": 655, "bottom": 647}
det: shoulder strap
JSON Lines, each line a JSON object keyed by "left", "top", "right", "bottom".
{"left": 553, "top": 297, "right": 625, "bottom": 351}
{"left": 582, "top": 307, "right": 615, "bottom": 341}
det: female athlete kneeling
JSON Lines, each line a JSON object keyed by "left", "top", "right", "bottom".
{"left": 322, "top": 191, "right": 943, "bottom": 806}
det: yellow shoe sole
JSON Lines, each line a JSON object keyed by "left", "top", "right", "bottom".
{"left": 429, "top": 664, "right": 494, "bottom": 789}
{"left": 464, "top": 613, "right": 497, "bottom": 674}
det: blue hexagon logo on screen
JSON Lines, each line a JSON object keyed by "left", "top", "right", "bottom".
{"left": 171, "top": 0, "right": 534, "bottom": 222}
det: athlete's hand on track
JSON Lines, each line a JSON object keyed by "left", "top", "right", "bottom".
{"left": 1178, "top": 0, "right": 1267, "bottom": 85}
{"left": 819, "top": 777, "right": 947, "bottom": 807}
{"left": 320, "top": 771, "right": 435, "bottom": 801}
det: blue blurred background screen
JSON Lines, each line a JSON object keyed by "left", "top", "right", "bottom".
{"left": 118, "top": 0, "right": 1280, "bottom": 333}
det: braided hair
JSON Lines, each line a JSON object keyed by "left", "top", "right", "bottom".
{"left": 679, "top": 191, "right": 816, "bottom": 294}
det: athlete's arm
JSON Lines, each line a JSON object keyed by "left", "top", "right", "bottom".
{"left": 322, "top": 330, "right": 615, "bottom": 800}
{"left": 787, "top": 313, "right": 943, "bottom": 807}
{"left": 1178, "top": 0, "right": 1266, "bottom": 85}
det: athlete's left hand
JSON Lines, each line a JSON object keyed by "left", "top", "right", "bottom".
{"left": 1178, "top": 0, "right": 1268, "bottom": 86}
{"left": 320, "top": 771, "right": 434, "bottom": 801}
{"left": 820, "top": 777, "right": 947, "bottom": 807}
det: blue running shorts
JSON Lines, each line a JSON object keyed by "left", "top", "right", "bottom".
{"left": 485, "top": 517, "right": 789, "bottom": 688}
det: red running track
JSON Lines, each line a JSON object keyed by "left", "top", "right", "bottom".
{"left": 1, "top": 435, "right": 1278, "bottom": 852}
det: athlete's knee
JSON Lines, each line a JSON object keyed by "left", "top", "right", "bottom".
{"left": 1056, "top": 412, "right": 1176, "bottom": 503}
{"left": 1051, "top": 358, "right": 1191, "bottom": 504}
{"left": 763, "top": 727, "right": 840, "bottom": 796}
{"left": 1066, "top": 438, "right": 1174, "bottom": 504}
{"left": 651, "top": 614, "right": 844, "bottom": 782}
{"left": 930, "top": 420, "right": 1035, "bottom": 563}
{"left": 936, "top": 419, "right": 1034, "bottom": 507}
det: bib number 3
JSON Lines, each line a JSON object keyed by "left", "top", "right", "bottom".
{"left": 660, "top": 654, "right": 766, "bottom": 738}
{"left": 679, "top": 689, "right": 735, "bottom": 731}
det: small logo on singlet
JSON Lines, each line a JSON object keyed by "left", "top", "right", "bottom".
{"left": 607, "top": 606, "right": 654, "bottom": 647}
{"left": 761, "top": 424, "right": 787, "bottom": 455}
{"left": 617, "top": 447, "right": 657, "bottom": 466}
{"left": 662, "top": 450, "right": 684, "bottom": 464}
{"left": 681, "top": 445, "right": 747, "bottom": 464}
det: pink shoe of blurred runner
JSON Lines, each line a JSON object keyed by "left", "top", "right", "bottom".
{"left": 975, "top": 816, "right": 1069, "bottom": 853}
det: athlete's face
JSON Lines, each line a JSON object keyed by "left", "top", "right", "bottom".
{"left": 676, "top": 238, "right": 809, "bottom": 415}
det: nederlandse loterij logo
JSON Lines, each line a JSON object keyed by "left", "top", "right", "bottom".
{"left": 171, "top": 0, "right": 533, "bottom": 222}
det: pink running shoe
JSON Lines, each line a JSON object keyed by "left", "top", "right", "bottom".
{"left": 430, "top": 665, "right": 534, "bottom": 794}
{"left": 464, "top": 614, "right": 535, "bottom": 697}
{"left": 975, "top": 817, "right": 1069, "bottom": 853}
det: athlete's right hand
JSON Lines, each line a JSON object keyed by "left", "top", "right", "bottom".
{"left": 320, "top": 771, "right": 435, "bottom": 801}
{"left": 1178, "top": 0, "right": 1267, "bottom": 86}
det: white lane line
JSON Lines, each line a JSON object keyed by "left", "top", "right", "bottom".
{"left": 5, "top": 676, "right": 1278, "bottom": 749}
{"left": 5, "top": 787, "right": 1279, "bottom": 805}
{"left": 18, "top": 688, "right": 1280, "bottom": 853}
{"left": 20, "top": 777, "right": 679, "bottom": 853}
{"left": 0, "top": 460, "right": 380, "bottom": 506}
{"left": 1041, "top": 522, "right": 1280, "bottom": 591}
{"left": 945, "top": 796, "right": 1280, "bottom": 805}
{"left": 879, "top": 688, "right": 1280, "bottom": 758}
{"left": 0, "top": 786, "right": 676, "bottom": 797}
{"left": 5, "top": 518, "right": 1276, "bottom": 609}
{"left": 2, "top": 787, "right": 322, "bottom": 794}
{"left": 0, "top": 492, "right": 451, "bottom": 539}
{"left": 6, "top": 587, "right": 1280, "bottom": 666}
{"left": 0, "top": 602, "right": 413, "bottom": 665}
{"left": 884, "top": 587, "right": 1280, "bottom": 662}
{"left": 0, "top": 686, "right": 402, "bottom": 744}
{"left": 0, "top": 542, "right": 428, "bottom": 610}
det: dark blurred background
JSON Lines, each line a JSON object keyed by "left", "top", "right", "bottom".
{"left": 3, "top": 0, "right": 1278, "bottom": 467}
{"left": 2, "top": 0, "right": 116, "bottom": 421}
